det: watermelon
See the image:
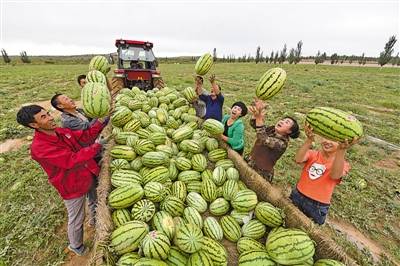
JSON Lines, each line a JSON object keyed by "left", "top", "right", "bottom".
{"left": 306, "top": 107, "right": 363, "bottom": 142}
{"left": 255, "top": 201, "right": 284, "bottom": 228}
{"left": 111, "top": 209, "right": 131, "bottom": 228}
{"left": 81, "top": 82, "right": 111, "bottom": 118}
{"left": 209, "top": 198, "right": 230, "bottom": 216}
{"left": 174, "top": 223, "right": 204, "bottom": 253}
{"left": 183, "top": 207, "right": 203, "bottom": 229}
{"left": 226, "top": 167, "right": 240, "bottom": 181}
{"left": 141, "top": 151, "right": 168, "bottom": 167}
{"left": 116, "top": 252, "right": 141, "bottom": 265}
{"left": 203, "top": 119, "right": 224, "bottom": 135}
{"left": 186, "top": 192, "right": 208, "bottom": 213}
{"left": 212, "top": 166, "right": 227, "bottom": 186}
{"left": 195, "top": 53, "right": 213, "bottom": 76}
{"left": 110, "top": 159, "right": 131, "bottom": 172}
{"left": 144, "top": 182, "right": 166, "bottom": 202}
{"left": 108, "top": 184, "right": 144, "bottom": 209}
{"left": 203, "top": 217, "right": 223, "bottom": 241}
{"left": 152, "top": 211, "right": 176, "bottom": 240}
{"left": 255, "top": 67, "right": 286, "bottom": 100}
{"left": 86, "top": 69, "right": 106, "bottom": 84}
{"left": 111, "top": 169, "right": 142, "bottom": 187}
{"left": 187, "top": 250, "right": 213, "bottom": 266}
{"left": 231, "top": 189, "right": 258, "bottom": 212}
{"left": 314, "top": 259, "right": 345, "bottom": 266}
{"left": 110, "top": 145, "right": 136, "bottom": 161}
{"left": 134, "top": 258, "right": 168, "bottom": 266}
{"left": 183, "top": 87, "right": 197, "bottom": 102}
{"left": 238, "top": 250, "right": 275, "bottom": 266}
{"left": 191, "top": 154, "right": 207, "bottom": 172}
{"left": 89, "top": 55, "right": 110, "bottom": 75}
{"left": 220, "top": 215, "right": 242, "bottom": 242}
{"left": 266, "top": 228, "right": 315, "bottom": 265}
{"left": 141, "top": 230, "right": 171, "bottom": 260}
{"left": 208, "top": 149, "right": 227, "bottom": 162}
{"left": 110, "top": 220, "right": 149, "bottom": 255}
{"left": 112, "top": 107, "right": 133, "bottom": 127}
{"left": 205, "top": 138, "right": 219, "bottom": 152}
{"left": 242, "top": 219, "right": 266, "bottom": 240}
{"left": 131, "top": 199, "right": 156, "bottom": 222}
{"left": 222, "top": 179, "right": 239, "bottom": 200}
{"left": 166, "top": 246, "right": 188, "bottom": 266}
{"left": 160, "top": 195, "right": 185, "bottom": 217}
{"left": 237, "top": 237, "right": 266, "bottom": 254}
{"left": 172, "top": 126, "right": 194, "bottom": 143}
{"left": 171, "top": 181, "right": 187, "bottom": 201}
{"left": 201, "top": 177, "right": 218, "bottom": 202}
{"left": 142, "top": 166, "right": 169, "bottom": 184}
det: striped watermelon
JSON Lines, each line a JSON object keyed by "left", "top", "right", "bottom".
{"left": 186, "top": 181, "right": 203, "bottom": 193}
{"left": 81, "top": 82, "right": 111, "bottom": 118}
{"left": 144, "top": 182, "right": 166, "bottom": 202}
{"left": 212, "top": 166, "right": 227, "bottom": 186}
{"left": 89, "top": 55, "right": 110, "bottom": 75}
{"left": 187, "top": 250, "right": 213, "bottom": 266}
{"left": 166, "top": 246, "right": 189, "bottom": 266}
{"left": 108, "top": 184, "right": 144, "bottom": 209}
{"left": 255, "top": 201, "right": 284, "bottom": 228}
{"left": 238, "top": 250, "right": 275, "bottom": 266}
{"left": 123, "top": 118, "right": 141, "bottom": 132}
{"left": 314, "top": 259, "right": 345, "bottom": 266}
{"left": 148, "top": 123, "right": 166, "bottom": 134}
{"left": 266, "top": 228, "right": 315, "bottom": 265}
{"left": 180, "top": 139, "right": 203, "bottom": 153}
{"left": 203, "top": 217, "right": 223, "bottom": 241}
{"left": 230, "top": 210, "right": 252, "bottom": 225}
{"left": 215, "top": 159, "right": 234, "bottom": 169}
{"left": 195, "top": 53, "right": 213, "bottom": 76}
{"left": 201, "top": 177, "right": 218, "bottom": 202}
{"left": 186, "top": 192, "right": 208, "bottom": 213}
{"left": 306, "top": 107, "right": 363, "bottom": 142}
{"left": 183, "top": 207, "right": 203, "bottom": 229}
{"left": 110, "top": 220, "right": 149, "bottom": 255}
{"left": 183, "top": 87, "right": 197, "bottom": 102}
{"left": 131, "top": 199, "right": 156, "bottom": 222}
{"left": 141, "top": 151, "right": 168, "bottom": 167}
{"left": 174, "top": 223, "right": 204, "bottom": 253}
{"left": 175, "top": 157, "right": 192, "bottom": 171}
{"left": 111, "top": 169, "right": 142, "bottom": 187}
{"left": 142, "top": 166, "right": 169, "bottom": 184}
{"left": 171, "top": 181, "right": 187, "bottom": 201}
{"left": 255, "top": 67, "right": 286, "bottom": 100}
{"left": 152, "top": 211, "right": 176, "bottom": 240}
{"left": 203, "top": 119, "right": 224, "bottom": 135}
{"left": 149, "top": 132, "right": 167, "bottom": 145}
{"left": 110, "top": 159, "right": 131, "bottom": 172}
{"left": 136, "top": 128, "right": 151, "bottom": 139}
{"left": 156, "top": 144, "right": 174, "bottom": 157}
{"left": 134, "top": 258, "right": 168, "bottom": 266}
{"left": 209, "top": 198, "right": 230, "bottom": 216}
{"left": 201, "top": 169, "right": 212, "bottom": 180}
{"left": 141, "top": 230, "right": 171, "bottom": 260}
{"left": 242, "top": 219, "right": 266, "bottom": 240}
{"left": 237, "top": 237, "right": 266, "bottom": 254}
{"left": 200, "top": 237, "right": 228, "bottom": 266}
{"left": 208, "top": 148, "right": 227, "bottom": 162}
{"left": 130, "top": 157, "right": 143, "bottom": 171}
{"left": 168, "top": 162, "right": 179, "bottom": 181}
{"left": 191, "top": 154, "right": 207, "bottom": 172}
{"left": 86, "top": 69, "right": 106, "bottom": 84}
{"left": 129, "top": 100, "right": 143, "bottom": 111}
{"left": 226, "top": 167, "right": 240, "bottom": 181}
{"left": 172, "top": 126, "right": 194, "bottom": 143}
{"left": 111, "top": 145, "right": 137, "bottom": 161}
{"left": 178, "top": 170, "right": 201, "bottom": 184}
{"left": 112, "top": 107, "right": 133, "bottom": 127}
{"left": 111, "top": 209, "right": 131, "bottom": 228}
{"left": 222, "top": 179, "right": 239, "bottom": 200}
{"left": 160, "top": 195, "right": 185, "bottom": 217}
{"left": 220, "top": 215, "right": 242, "bottom": 242}
{"left": 205, "top": 138, "right": 219, "bottom": 152}
{"left": 232, "top": 189, "right": 258, "bottom": 212}
{"left": 116, "top": 252, "right": 140, "bottom": 265}
{"left": 115, "top": 131, "right": 138, "bottom": 145}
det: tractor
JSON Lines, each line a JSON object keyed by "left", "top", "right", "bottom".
{"left": 111, "top": 39, "right": 164, "bottom": 94}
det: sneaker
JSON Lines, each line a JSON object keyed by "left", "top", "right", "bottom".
{"left": 68, "top": 244, "right": 86, "bottom": 256}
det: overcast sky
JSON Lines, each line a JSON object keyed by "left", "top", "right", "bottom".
{"left": 0, "top": 0, "right": 399, "bottom": 57}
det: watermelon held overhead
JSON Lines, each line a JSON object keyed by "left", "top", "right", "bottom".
{"left": 195, "top": 53, "right": 213, "bottom": 76}
{"left": 255, "top": 67, "right": 287, "bottom": 100}
{"left": 89, "top": 55, "right": 110, "bottom": 75}
{"left": 306, "top": 107, "right": 363, "bottom": 142}
{"left": 81, "top": 82, "right": 111, "bottom": 118}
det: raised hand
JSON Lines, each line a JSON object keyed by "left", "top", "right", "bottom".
{"left": 209, "top": 74, "right": 216, "bottom": 84}
{"left": 304, "top": 122, "right": 315, "bottom": 141}
{"left": 338, "top": 137, "right": 359, "bottom": 150}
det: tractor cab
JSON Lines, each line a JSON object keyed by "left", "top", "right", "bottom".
{"left": 113, "top": 39, "right": 163, "bottom": 91}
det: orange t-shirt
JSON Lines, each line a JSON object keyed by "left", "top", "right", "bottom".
{"left": 297, "top": 150, "right": 350, "bottom": 204}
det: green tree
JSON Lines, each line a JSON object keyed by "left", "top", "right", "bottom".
{"left": 358, "top": 53, "right": 365, "bottom": 65}
{"left": 288, "top": 48, "right": 296, "bottom": 64}
{"left": 213, "top": 48, "right": 217, "bottom": 62}
{"left": 378, "top": 35, "right": 397, "bottom": 66}
{"left": 273, "top": 52, "right": 279, "bottom": 64}
{"left": 255, "top": 46, "right": 261, "bottom": 64}
{"left": 330, "top": 53, "right": 338, "bottom": 64}
{"left": 278, "top": 44, "right": 287, "bottom": 64}
{"left": 1, "top": 48, "right": 11, "bottom": 63}
{"left": 294, "top": 40, "right": 303, "bottom": 64}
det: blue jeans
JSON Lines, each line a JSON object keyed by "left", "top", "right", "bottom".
{"left": 290, "top": 187, "right": 330, "bottom": 225}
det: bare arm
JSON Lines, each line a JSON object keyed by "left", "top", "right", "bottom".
{"left": 295, "top": 123, "right": 314, "bottom": 164}
{"left": 329, "top": 138, "right": 358, "bottom": 179}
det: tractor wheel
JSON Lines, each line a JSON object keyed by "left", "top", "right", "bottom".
{"left": 111, "top": 77, "right": 124, "bottom": 99}
{"left": 154, "top": 78, "right": 165, "bottom": 89}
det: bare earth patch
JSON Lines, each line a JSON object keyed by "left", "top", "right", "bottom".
{"left": 327, "top": 218, "right": 394, "bottom": 263}
{"left": 375, "top": 151, "right": 400, "bottom": 170}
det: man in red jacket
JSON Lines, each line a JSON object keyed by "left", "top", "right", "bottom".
{"left": 16, "top": 105, "right": 109, "bottom": 256}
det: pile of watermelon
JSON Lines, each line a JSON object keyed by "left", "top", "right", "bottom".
{"left": 106, "top": 86, "right": 345, "bottom": 266}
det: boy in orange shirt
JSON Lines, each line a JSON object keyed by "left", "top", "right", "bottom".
{"left": 290, "top": 123, "right": 358, "bottom": 225}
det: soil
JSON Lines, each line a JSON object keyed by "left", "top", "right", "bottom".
{"left": 327, "top": 217, "right": 393, "bottom": 263}
{"left": 375, "top": 151, "right": 400, "bottom": 170}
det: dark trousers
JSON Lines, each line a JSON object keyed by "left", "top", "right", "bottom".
{"left": 235, "top": 148, "right": 244, "bottom": 155}
{"left": 290, "top": 187, "right": 330, "bottom": 225}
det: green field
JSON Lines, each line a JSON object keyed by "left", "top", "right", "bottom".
{"left": 0, "top": 63, "right": 399, "bottom": 265}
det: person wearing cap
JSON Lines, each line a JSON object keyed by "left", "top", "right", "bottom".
{"left": 220, "top": 101, "right": 248, "bottom": 155}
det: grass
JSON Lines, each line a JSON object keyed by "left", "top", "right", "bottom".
{"left": 0, "top": 62, "right": 399, "bottom": 265}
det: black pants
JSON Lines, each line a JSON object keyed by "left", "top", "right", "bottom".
{"left": 234, "top": 148, "right": 244, "bottom": 155}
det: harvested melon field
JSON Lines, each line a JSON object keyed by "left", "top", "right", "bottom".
{"left": 0, "top": 62, "right": 399, "bottom": 266}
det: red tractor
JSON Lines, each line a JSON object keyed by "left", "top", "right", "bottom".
{"left": 111, "top": 39, "right": 164, "bottom": 93}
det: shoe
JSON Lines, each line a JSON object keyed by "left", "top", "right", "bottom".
{"left": 68, "top": 244, "right": 86, "bottom": 256}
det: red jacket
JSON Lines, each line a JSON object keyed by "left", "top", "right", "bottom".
{"left": 31, "top": 121, "right": 104, "bottom": 200}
